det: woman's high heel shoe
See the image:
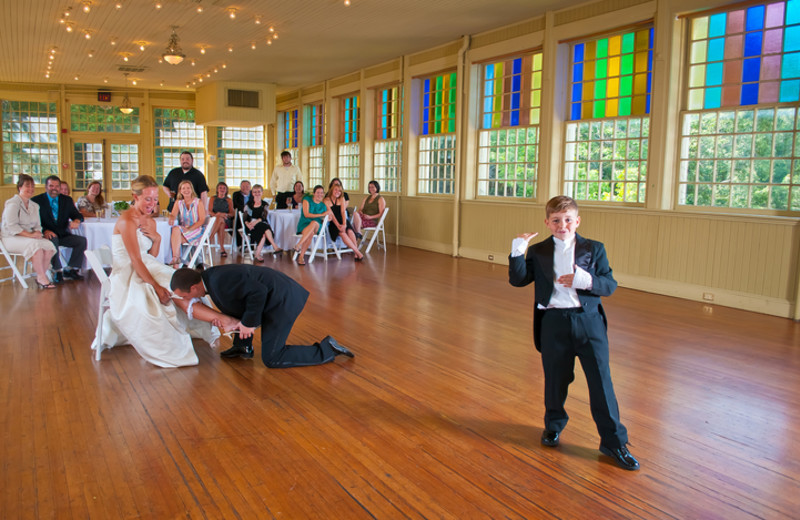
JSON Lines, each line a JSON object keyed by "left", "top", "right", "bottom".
{"left": 37, "top": 281, "right": 57, "bottom": 289}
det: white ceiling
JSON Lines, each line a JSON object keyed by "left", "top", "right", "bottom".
{"left": 1, "top": 0, "right": 584, "bottom": 94}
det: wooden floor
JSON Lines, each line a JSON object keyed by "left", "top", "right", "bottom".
{"left": 1, "top": 245, "right": 799, "bottom": 519}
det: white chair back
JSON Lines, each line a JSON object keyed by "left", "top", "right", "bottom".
{"left": 0, "top": 237, "right": 33, "bottom": 289}
{"left": 293, "top": 215, "right": 337, "bottom": 264}
{"left": 237, "top": 210, "right": 255, "bottom": 260}
{"left": 84, "top": 247, "right": 112, "bottom": 360}
{"left": 182, "top": 216, "right": 216, "bottom": 268}
{"left": 359, "top": 207, "right": 389, "bottom": 254}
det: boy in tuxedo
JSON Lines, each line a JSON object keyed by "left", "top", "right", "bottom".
{"left": 508, "top": 195, "right": 639, "bottom": 470}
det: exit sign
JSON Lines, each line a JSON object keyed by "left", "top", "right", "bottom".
{"left": 98, "top": 91, "right": 111, "bottom": 102}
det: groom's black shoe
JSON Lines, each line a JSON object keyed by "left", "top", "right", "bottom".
{"left": 324, "top": 336, "right": 354, "bottom": 358}
{"left": 599, "top": 443, "right": 640, "bottom": 471}
{"left": 220, "top": 344, "right": 254, "bottom": 359}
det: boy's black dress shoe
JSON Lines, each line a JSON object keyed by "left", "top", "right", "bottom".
{"left": 541, "top": 430, "right": 560, "bottom": 447}
{"left": 220, "top": 345, "right": 254, "bottom": 359}
{"left": 52, "top": 271, "right": 64, "bottom": 284}
{"left": 324, "top": 336, "right": 354, "bottom": 358}
{"left": 599, "top": 444, "right": 640, "bottom": 470}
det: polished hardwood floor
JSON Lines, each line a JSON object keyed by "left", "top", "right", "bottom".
{"left": 1, "top": 245, "right": 798, "bottom": 519}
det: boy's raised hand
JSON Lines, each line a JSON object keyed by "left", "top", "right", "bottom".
{"left": 516, "top": 232, "right": 539, "bottom": 244}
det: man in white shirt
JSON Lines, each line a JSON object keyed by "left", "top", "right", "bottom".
{"left": 269, "top": 151, "right": 304, "bottom": 208}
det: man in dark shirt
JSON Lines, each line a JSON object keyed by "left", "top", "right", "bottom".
{"left": 31, "top": 175, "right": 86, "bottom": 283}
{"left": 161, "top": 151, "right": 209, "bottom": 211}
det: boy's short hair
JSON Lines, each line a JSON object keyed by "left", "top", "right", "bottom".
{"left": 170, "top": 268, "right": 202, "bottom": 292}
{"left": 545, "top": 196, "right": 579, "bottom": 217}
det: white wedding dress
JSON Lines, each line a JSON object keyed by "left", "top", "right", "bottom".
{"left": 92, "top": 230, "right": 219, "bottom": 368}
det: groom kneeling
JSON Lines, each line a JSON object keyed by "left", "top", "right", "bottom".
{"left": 170, "top": 265, "right": 353, "bottom": 368}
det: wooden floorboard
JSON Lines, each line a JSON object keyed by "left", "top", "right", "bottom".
{"left": 1, "top": 245, "right": 799, "bottom": 519}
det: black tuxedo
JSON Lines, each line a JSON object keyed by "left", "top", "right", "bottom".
{"left": 231, "top": 191, "right": 251, "bottom": 213}
{"left": 31, "top": 193, "right": 86, "bottom": 270}
{"left": 201, "top": 265, "right": 339, "bottom": 368}
{"left": 509, "top": 234, "right": 627, "bottom": 448}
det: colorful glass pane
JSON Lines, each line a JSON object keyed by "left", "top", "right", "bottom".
{"left": 570, "top": 27, "right": 654, "bottom": 121}
{"left": 421, "top": 72, "right": 457, "bottom": 135}
{"left": 481, "top": 53, "right": 542, "bottom": 129}
{"left": 687, "top": 0, "right": 800, "bottom": 110}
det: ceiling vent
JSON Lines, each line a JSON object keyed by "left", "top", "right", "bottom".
{"left": 117, "top": 65, "right": 148, "bottom": 73}
{"left": 227, "top": 89, "right": 260, "bottom": 108}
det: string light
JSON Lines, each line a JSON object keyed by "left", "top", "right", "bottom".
{"left": 81, "top": 1, "right": 92, "bottom": 13}
{"left": 344, "top": 0, "right": 351, "bottom": 5}
{"left": 200, "top": 46, "right": 206, "bottom": 55}
{"left": 83, "top": 30, "right": 92, "bottom": 40}
{"left": 65, "top": 22, "right": 75, "bottom": 32}
{"left": 88, "top": 50, "right": 94, "bottom": 58}
{"left": 228, "top": 45, "right": 234, "bottom": 53}
{"left": 227, "top": 8, "right": 236, "bottom": 19}
{"left": 115, "top": 2, "right": 123, "bottom": 9}
{"left": 255, "top": 16, "right": 262, "bottom": 25}
{"left": 155, "top": 2, "right": 162, "bottom": 9}
{"left": 250, "top": 41, "right": 256, "bottom": 50}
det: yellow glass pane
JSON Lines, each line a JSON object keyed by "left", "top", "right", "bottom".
{"left": 607, "top": 77, "right": 620, "bottom": 98}
{"left": 609, "top": 56, "right": 620, "bottom": 77}
{"left": 531, "top": 90, "right": 541, "bottom": 108}
{"left": 692, "top": 17, "right": 709, "bottom": 41}
{"left": 633, "top": 73, "right": 648, "bottom": 95}
{"left": 582, "top": 102, "right": 593, "bottom": 119}
{"left": 689, "top": 65, "right": 706, "bottom": 88}
{"left": 609, "top": 35, "right": 621, "bottom": 57}
{"left": 532, "top": 70, "right": 542, "bottom": 90}
{"left": 691, "top": 41, "right": 707, "bottom": 64}
{"left": 632, "top": 95, "right": 647, "bottom": 115}
{"left": 530, "top": 107, "right": 540, "bottom": 125}
{"left": 688, "top": 89, "right": 704, "bottom": 109}
{"left": 533, "top": 53, "right": 543, "bottom": 71}
{"left": 583, "top": 81, "right": 594, "bottom": 101}
{"left": 606, "top": 98, "right": 619, "bottom": 117}
{"left": 585, "top": 41, "right": 596, "bottom": 61}
{"left": 635, "top": 29, "right": 649, "bottom": 51}
{"left": 635, "top": 52, "right": 648, "bottom": 73}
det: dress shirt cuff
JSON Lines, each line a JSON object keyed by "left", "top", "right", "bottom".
{"left": 511, "top": 238, "right": 529, "bottom": 257}
{"left": 573, "top": 266, "right": 593, "bottom": 291}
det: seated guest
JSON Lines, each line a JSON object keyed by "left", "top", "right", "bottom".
{"left": 324, "top": 180, "right": 364, "bottom": 261}
{"left": 287, "top": 181, "right": 305, "bottom": 209}
{"left": 31, "top": 174, "right": 86, "bottom": 283}
{"left": 245, "top": 184, "right": 281, "bottom": 261}
{"left": 208, "top": 182, "right": 234, "bottom": 258}
{"left": 76, "top": 180, "right": 106, "bottom": 218}
{"left": 1, "top": 174, "right": 58, "bottom": 288}
{"left": 294, "top": 185, "right": 331, "bottom": 266}
{"left": 353, "top": 180, "right": 386, "bottom": 236}
{"left": 59, "top": 181, "right": 71, "bottom": 197}
{"left": 232, "top": 180, "right": 252, "bottom": 213}
{"left": 93, "top": 175, "right": 226, "bottom": 367}
{"left": 168, "top": 180, "right": 206, "bottom": 266}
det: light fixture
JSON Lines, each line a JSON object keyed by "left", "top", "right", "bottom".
{"left": 120, "top": 73, "right": 134, "bottom": 114}
{"left": 137, "top": 41, "right": 147, "bottom": 51}
{"left": 269, "top": 26, "right": 274, "bottom": 32}
{"left": 190, "top": 59, "right": 196, "bottom": 66}
{"left": 267, "top": 39, "right": 272, "bottom": 46}
{"left": 121, "top": 52, "right": 131, "bottom": 62}
{"left": 227, "top": 8, "right": 237, "bottom": 19}
{"left": 88, "top": 50, "right": 94, "bottom": 58}
{"left": 115, "top": 2, "right": 123, "bottom": 9}
{"left": 199, "top": 46, "right": 206, "bottom": 55}
{"left": 272, "top": 33, "right": 278, "bottom": 40}
{"left": 228, "top": 45, "right": 234, "bottom": 53}
{"left": 344, "top": 0, "right": 351, "bottom": 5}
{"left": 255, "top": 16, "right": 262, "bottom": 25}
{"left": 222, "top": 63, "right": 226, "bottom": 69}
{"left": 82, "top": 1, "right": 92, "bottom": 13}
{"left": 160, "top": 80, "right": 165, "bottom": 87}
{"left": 83, "top": 30, "right": 92, "bottom": 40}
{"left": 162, "top": 26, "right": 185, "bottom": 65}
{"left": 65, "top": 22, "right": 75, "bottom": 32}
{"left": 250, "top": 41, "right": 256, "bottom": 50}
{"left": 110, "top": 37, "right": 118, "bottom": 46}
{"left": 155, "top": 1, "right": 162, "bottom": 9}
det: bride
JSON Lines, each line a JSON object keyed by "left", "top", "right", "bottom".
{"left": 93, "top": 175, "right": 224, "bottom": 367}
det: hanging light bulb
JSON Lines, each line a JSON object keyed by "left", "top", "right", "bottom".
{"left": 82, "top": 1, "right": 92, "bottom": 13}
{"left": 227, "top": 8, "right": 237, "bottom": 19}
{"left": 120, "top": 73, "right": 134, "bottom": 114}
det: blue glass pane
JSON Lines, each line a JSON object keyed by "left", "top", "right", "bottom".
{"left": 512, "top": 57, "right": 522, "bottom": 74}
{"left": 785, "top": 26, "right": 800, "bottom": 53}
{"left": 573, "top": 63, "right": 583, "bottom": 83}
{"left": 646, "top": 94, "right": 651, "bottom": 114}
{"left": 649, "top": 27, "right": 654, "bottom": 47}
{"left": 706, "top": 62, "right": 724, "bottom": 85}
{"left": 746, "top": 5, "right": 765, "bottom": 31}
{"left": 743, "top": 58, "right": 761, "bottom": 82}
{"left": 779, "top": 79, "right": 800, "bottom": 101}
{"left": 512, "top": 75, "right": 521, "bottom": 92}
{"left": 572, "top": 83, "right": 582, "bottom": 103}
{"left": 647, "top": 71, "right": 652, "bottom": 93}
{"left": 483, "top": 98, "right": 493, "bottom": 113}
{"left": 745, "top": 32, "right": 763, "bottom": 57}
{"left": 511, "top": 92, "right": 520, "bottom": 110}
{"left": 741, "top": 83, "right": 759, "bottom": 105}
{"left": 571, "top": 103, "right": 582, "bottom": 120}
{"left": 648, "top": 50, "right": 653, "bottom": 77}
{"left": 704, "top": 87, "right": 722, "bottom": 108}
{"left": 422, "top": 122, "right": 429, "bottom": 135}
{"left": 424, "top": 79, "right": 431, "bottom": 98}
{"left": 709, "top": 13, "right": 727, "bottom": 37}
{"left": 482, "top": 114, "right": 491, "bottom": 129}
{"left": 574, "top": 43, "right": 584, "bottom": 63}
{"left": 708, "top": 38, "right": 725, "bottom": 61}
{"left": 782, "top": 52, "right": 800, "bottom": 78}
{"left": 510, "top": 110, "right": 519, "bottom": 126}
{"left": 486, "top": 64, "right": 495, "bottom": 80}
{"left": 788, "top": 0, "right": 800, "bottom": 25}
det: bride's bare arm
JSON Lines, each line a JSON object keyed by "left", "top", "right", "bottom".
{"left": 116, "top": 211, "right": 171, "bottom": 305}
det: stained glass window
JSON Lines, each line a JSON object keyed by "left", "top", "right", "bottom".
{"left": 308, "top": 103, "right": 324, "bottom": 147}
{"left": 341, "top": 95, "right": 360, "bottom": 144}
{"left": 375, "top": 85, "right": 402, "bottom": 193}
{"left": 283, "top": 109, "right": 299, "bottom": 149}
{"left": 306, "top": 103, "right": 325, "bottom": 187}
{"left": 478, "top": 52, "right": 542, "bottom": 198}
{"left": 421, "top": 72, "right": 457, "bottom": 135}
{"left": 680, "top": 1, "right": 800, "bottom": 212}
{"left": 686, "top": 1, "right": 800, "bottom": 110}
{"left": 570, "top": 27, "right": 654, "bottom": 120}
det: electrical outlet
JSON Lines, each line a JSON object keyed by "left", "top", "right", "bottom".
{"left": 703, "top": 292, "right": 714, "bottom": 301}
{"left": 488, "top": 255, "right": 494, "bottom": 261}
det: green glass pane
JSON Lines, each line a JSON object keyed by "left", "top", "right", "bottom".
{"left": 621, "top": 32, "right": 635, "bottom": 54}
{"left": 596, "top": 38, "right": 608, "bottom": 58}
{"left": 621, "top": 54, "right": 634, "bottom": 75}
{"left": 619, "top": 76, "right": 633, "bottom": 96}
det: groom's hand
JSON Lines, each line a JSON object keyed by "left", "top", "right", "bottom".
{"left": 237, "top": 324, "right": 256, "bottom": 339}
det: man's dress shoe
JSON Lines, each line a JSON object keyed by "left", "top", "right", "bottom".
{"left": 599, "top": 444, "right": 640, "bottom": 471}
{"left": 52, "top": 271, "right": 63, "bottom": 284}
{"left": 63, "top": 269, "right": 84, "bottom": 281}
{"left": 541, "top": 430, "right": 560, "bottom": 447}
{"left": 220, "top": 344, "right": 254, "bottom": 359}
{"left": 324, "top": 336, "right": 354, "bottom": 358}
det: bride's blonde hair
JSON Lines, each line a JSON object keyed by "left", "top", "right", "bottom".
{"left": 131, "top": 175, "right": 158, "bottom": 196}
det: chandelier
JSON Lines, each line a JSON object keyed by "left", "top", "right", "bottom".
{"left": 119, "top": 73, "right": 134, "bottom": 114}
{"left": 162, "top": 26, "right": 185, "bottom": 65}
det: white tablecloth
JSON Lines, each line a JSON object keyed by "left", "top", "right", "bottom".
{"left": 76, "top": 217, "right": 173, "bottom": 264}
{"left": 268, "top": 209, "right": 302, "bottom": 251}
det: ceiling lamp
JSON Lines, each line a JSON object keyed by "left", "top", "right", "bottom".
{"left": 120, "top": 73, "right": 134, "bottom": 114}
{"left": 162, "top": 26, "right": 185, "bottom": 65}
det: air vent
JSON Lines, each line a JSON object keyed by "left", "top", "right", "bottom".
{"left": 227, "top": 89, "right": 260, "bottom": 108}
{"left": 117, "top": 65, "right": 148, "bottom": 73}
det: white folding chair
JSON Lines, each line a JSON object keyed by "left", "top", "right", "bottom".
{"left": 0, "top": 238, "right": 33, "bottom": 289}
{"left": 359, "top": 207, "right": 389, "bottom": 254}
{"left": 181, "top": 216, "right": 216, "bottom": 268}
{"left": 84, "top": 247, "right": 112, "bottom": 360}
{"left": 237, "top": 210, "right": 255, "bottom": 260}
{"left": 293, "top": 215, "right": 338, "bottom": 264}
